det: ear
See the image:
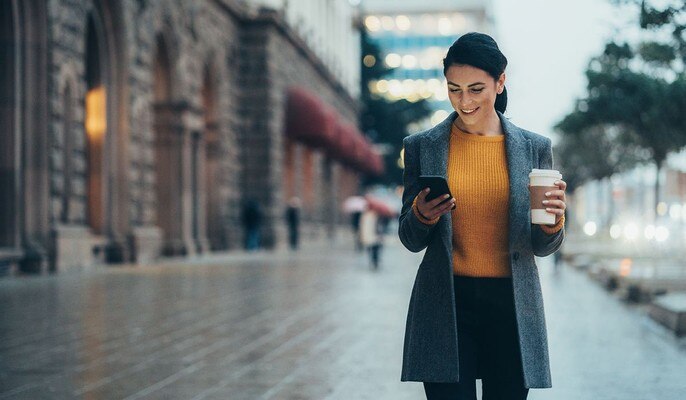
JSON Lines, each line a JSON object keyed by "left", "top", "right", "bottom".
{"left": 497, "top": 72, "right": 506, "bottom": 93}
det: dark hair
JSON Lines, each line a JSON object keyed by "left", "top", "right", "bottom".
{"left": 442, "top": 32, "right": 508, "bottom": 113}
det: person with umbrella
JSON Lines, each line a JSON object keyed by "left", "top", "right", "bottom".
{"left": 343, "top": 196, "right": 367, "bottom": 251}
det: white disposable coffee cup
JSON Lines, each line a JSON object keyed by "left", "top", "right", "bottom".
{"left": 529, "top": 169, "right": 563, "bottom": 225}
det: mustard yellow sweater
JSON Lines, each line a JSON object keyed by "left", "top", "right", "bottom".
{"left": 412, "top": 123, "right": 564, "bottom": 277}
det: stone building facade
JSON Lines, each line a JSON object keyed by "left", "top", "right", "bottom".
{"left": 0, "top": 0, "right": 374, "bottom": 274}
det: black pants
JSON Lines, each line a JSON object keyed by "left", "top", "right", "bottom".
{"left": 424, "top": 275, "right": 528, "bottom": 400}
{"left": 368, "top": 244, "right": 381, "bottom": 268}
{"left": 288, "top": 226, "right": 299, "bottom": 249}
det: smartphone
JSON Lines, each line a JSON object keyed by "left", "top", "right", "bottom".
{"left": 418, "top": 175, "right": 455, "bottom": 208}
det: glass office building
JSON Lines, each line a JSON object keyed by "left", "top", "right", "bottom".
{"left": 360, "top": 0, "right": 495, "bottom": 128}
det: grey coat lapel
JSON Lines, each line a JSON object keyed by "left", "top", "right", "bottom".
{"left": 418, "top": 111, "right": 533, "bottom": 253}
{"left": 500, "top": 112, "right": 533, "bottom": 252}
{"left": 419, "top": 115, "right": 452, "bottom": 177}
{"left": 418, "top": 114, "right": 454, "bottom": 261}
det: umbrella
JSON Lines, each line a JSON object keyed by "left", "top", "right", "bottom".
{"left": 364, "top": 195, "right": 397, "bottom": 218}
{"left": 342, "top": 196, "right": 367, "bottom": 213}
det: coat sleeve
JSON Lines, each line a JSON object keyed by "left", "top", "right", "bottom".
{"left": 398, "top": 135, "right": 438, "bottom": 253}
{"left": 530, "top": 137, "right": 565, "bottom": 257}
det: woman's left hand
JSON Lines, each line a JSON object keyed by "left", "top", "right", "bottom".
{"left": 543, "top": 180, "right": 567, "bottom": 225}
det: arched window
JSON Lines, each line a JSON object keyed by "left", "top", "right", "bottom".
{"left": 84, "top": 12, "right": 106, "bottom": 234}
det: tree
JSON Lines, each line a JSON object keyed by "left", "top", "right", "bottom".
{"left": 555, "top": 119, "right": 650, "bottom": 191}
{"left": 615, "top": 0, "right": 686, "bottom": 71}
{"left": 555, "top": 117, "right": 651, "bottom": 227}
{"left": 359, "top": 28, "right": 432, "bottom": 186}
{"left": 556, "top": 1, "right": 686, "bottom": 221}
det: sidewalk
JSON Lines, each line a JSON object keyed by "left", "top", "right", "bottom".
{"left": 1, "top": 238, "right": 685, "bottom": 399}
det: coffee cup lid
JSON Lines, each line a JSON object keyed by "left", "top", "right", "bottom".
{"left": 529, "top": 168, "right": 562, "bottom": 179}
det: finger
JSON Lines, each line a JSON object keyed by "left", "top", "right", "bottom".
{"left": 440, "top": 198, "right": 457, "bottom": 214}
{"left": 427, "top": 198, "right": 455, "bottom": 219}
{"left": 432, "top": 198, "right": 456, "bottom": 214}
{"left": 545, "top": 190, "right": 565, "bottom": 199}
{"left": 542, "top": 199, "right": 566, "bottom": 210}
{"left": 417, "top": 187, "right": 430, "bottom": 202}
{"left": 545, "top": 207, "right": 565, "bottom": 216}
{"left": 554, "top": 180, "right": 567, "bottom": 190}
{"left": 434, "top": 198, "right": 455, "bottom": 213}
{"left": 427, "top": 194, "right": 452, "bottom": 208}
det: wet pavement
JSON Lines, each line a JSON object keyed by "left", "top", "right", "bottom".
{"left": 1, "top": 238, "right": 685, "bottom": 399}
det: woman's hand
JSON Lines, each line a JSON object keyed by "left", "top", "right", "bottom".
{"left": 541, "top": 179, "right": 567, "bottom": 225}
{"left": 416, "top": 188, "right": 455, "bottom": 221}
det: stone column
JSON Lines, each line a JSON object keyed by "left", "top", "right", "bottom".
{"left": 205, "top": 123, "right": 224, "bottom": 250}
{"left": 153, "top": 103, "right": 188, "bottom": 256}
{"left": 0, "top": 0, "right": 19, "bottom": 258}
{"left": 18, "top": 0, "right": 50, "bottom": 273}
{"left": 191, "top": 129, "right": 210, "bottom": 253}
{"left": 179, "top": 105, "right": 206, "bottom": 255}
{"left": 239, "top": 23, "right": 277, "bottom": 249}
{"left": 323, "top": 156, "right": 336, "bottom": 239}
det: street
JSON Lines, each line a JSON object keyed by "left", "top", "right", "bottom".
{"left": 1, "top": 238, "right": 685, "bottom": 399}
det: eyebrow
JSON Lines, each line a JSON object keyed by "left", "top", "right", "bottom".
{"left": 447, "top": 81, "right": 486, "bottom": 88}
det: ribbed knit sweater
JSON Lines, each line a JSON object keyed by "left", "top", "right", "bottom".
{"left": 412, "top": 122, "right": 564, "bottom": 277}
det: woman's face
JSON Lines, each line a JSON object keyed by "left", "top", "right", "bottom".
{"left": 445, "top": 64, "right": 505, "bottom": 124}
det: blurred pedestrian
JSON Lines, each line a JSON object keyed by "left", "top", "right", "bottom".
{"left": 378, "top": 215, "right": 391, "bottom": 236}
{"left": 241, "top": 198, "right": 262, "bottom": 251}
{"left": 351, "top": 210, "right": 362, "bottom": 252}
{"left": 359, "top": 206, "right": 382, "bottom": 269}
{"left": 553, "top": 246, "right": 563, "bottom": 271}
{"left": 285, "top": 196, "right": 301, "bottom": 250}
{"left": 398, "top": 33, "right": 566, "bottom": 399}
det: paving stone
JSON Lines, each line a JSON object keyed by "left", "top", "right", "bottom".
{"left": 1, "top": 240, "right": 685, "bottom": 399}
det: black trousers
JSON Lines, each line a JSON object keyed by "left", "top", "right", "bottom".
{"left": 368, "top": 243, "right": 381, "bottom": 268}
{"left": 424, "top": 275, "right": 529, "bottom": 400}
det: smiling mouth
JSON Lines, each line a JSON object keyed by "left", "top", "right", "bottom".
{"left": 460, "top": 107, "right": 479, "bottom": 115}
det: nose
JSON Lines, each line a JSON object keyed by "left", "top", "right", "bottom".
{"left": 458, "top": 92, "right": 474, "bottom": 108}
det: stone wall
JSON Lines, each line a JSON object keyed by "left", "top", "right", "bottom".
{"left": 239, "top": 8, "right": 360, "bottom": 248}
{"left": 3, "top": 0, "right": 363, "bottom": 273}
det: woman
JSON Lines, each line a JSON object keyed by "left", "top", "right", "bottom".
{"left": 398, "top": 32, "right": 566, "bottom": 399}
{"left": 359, "top": 205, "right": 382, "bottom": 269}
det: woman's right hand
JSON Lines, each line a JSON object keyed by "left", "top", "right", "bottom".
{"left": 416, "top": 188, "right": 455, "bottom": 220}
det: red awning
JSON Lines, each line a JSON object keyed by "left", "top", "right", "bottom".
{"left": 285, "top": 87, "right": 336, "bottom": 148}
{"left": 369, "top": 150, "right": 385, "bottom": 176}
{"left": 330, "top": 121, "right": 356, "bottom": 161}
{"left": 353, "top": 133, "right": 370, "bottom": 170}
{"left": 329, "top": 121, "right": 385, "bottom": 177}
{"left": 362, "top": 148, "right": 384, "bottom": 177}
{"left": 286, "top": 96, "right": 385, "bottom": 177}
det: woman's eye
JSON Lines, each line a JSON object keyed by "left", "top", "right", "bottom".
{"left": 449, "top": 88, "right": 483, "bottom": 93}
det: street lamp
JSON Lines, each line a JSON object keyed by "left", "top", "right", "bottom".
{"left": 623, "top": 223, "right": 639, "bottom": 241}
{"left": 655, "top": 226, "right": 670, "bottom": 242}
{"left": 610, "top": 224, "right": 622, "bottom": 239}
{"left": 644, "top": 224, "right": 655, "bottom": 240}
{"left": 583, "top": 221, "right": 597, "bottom": 236}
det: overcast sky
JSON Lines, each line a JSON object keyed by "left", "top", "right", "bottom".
{"left": 492, "top": 0, "right": 636, "bottom": 143}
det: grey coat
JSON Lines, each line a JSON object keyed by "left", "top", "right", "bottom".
{"left": 398, "top": 111, "right": 564, "bottom": 388}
